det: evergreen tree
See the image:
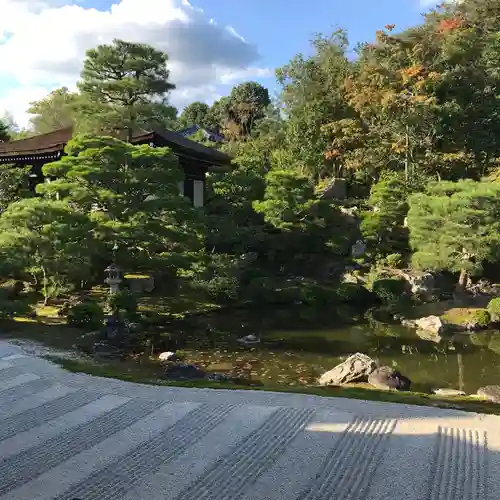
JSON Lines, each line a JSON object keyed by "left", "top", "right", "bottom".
{"left": 408, "top": 180, "right": 500, "bottom": 289}
{"left": 39, "top": 135, "right": 204, "bottom": 272}
{"left": 77, "top": 39, "right": 175, "bottom": 140}
{"left": 0, "top": 198, "right": 95, "bottom": 303}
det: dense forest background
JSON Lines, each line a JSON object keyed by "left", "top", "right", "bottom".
{"left": 1, "top": 0, "right": 500, "bottom": 314}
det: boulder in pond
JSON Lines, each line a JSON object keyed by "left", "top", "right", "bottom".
{"left": 415, "top": 315, "right": 444, "bottom": 335}
{"left": 415, "top": 328, "right": 442, "bottom": 344}
{"left": 432, "top": 388, "right": 466, "bottom": 397}
{"left": 237, "top": 334, "right": 261, "bottom": 346}
{"left": 163, "top": 363, "right": 205, "bottom": 380}
{"left": 318, "top": 353, "right": 377, "bottom": 386}
{"left": 368, "top": 366, "right": 411, "bottom": 391}
{"left": 477, "top": 385, "right": 500, "bottom": 403}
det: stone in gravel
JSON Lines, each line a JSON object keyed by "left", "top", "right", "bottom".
{"left": 432, "top": 388, "right": 466, "bottom": 397}
{"left": 477, "top": 385, "right": 500, "bottom": 403}
{"left": 368, "top": 366, "right": 411, "bottom": 391}
{"left": 318, "top": 353, "right": 377, "bottom": 386}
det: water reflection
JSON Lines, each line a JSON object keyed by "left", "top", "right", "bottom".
{"left": 182, "top": 307, "right": 500, "bottom": 394}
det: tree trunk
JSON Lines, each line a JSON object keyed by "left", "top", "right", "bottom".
{"left": 454, "top": 268, "right": 469, "bottom": 300}
{"left": 41, "top": 264, "right": 48, "bottom": 306}
{"left": 458, "top": 268, "right": 469, "bottom": 290}
{"left": 457, "top": 352, "right": 465, "bottom": 393}
{"left": 405, "top": 123, "right": 410, "bottom": 182}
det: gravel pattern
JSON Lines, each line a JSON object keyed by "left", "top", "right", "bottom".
{"left": 0, "top": 340, "right": 498, "bottom": 500}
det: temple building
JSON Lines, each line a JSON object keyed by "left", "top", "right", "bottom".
{"left": 0, "top": 127, "right": 231, "bottom": 208}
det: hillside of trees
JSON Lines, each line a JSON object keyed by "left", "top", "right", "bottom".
{"left": 0, "top": 0, "right": 500, "bottom": 318}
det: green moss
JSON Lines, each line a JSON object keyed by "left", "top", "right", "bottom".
{"left": 124, "top": 274, "right": 151, "bottom": 279}
{"left": 470, "top": 309, "right": 491, "bottom": 327}
{"left": 487, "top": 297, "right": 500, "bottom": 319}
{"left": 441, "top": 307, "right": 483, "bottom": 326}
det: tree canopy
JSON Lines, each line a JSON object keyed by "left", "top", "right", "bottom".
{"left": 76, "top": 39, "right": 176, "bottom": 140}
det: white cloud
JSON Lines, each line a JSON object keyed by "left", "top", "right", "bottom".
{"left": 0, "top": 0, "right": 271, "bottom": 127}
{"left": 419, "top": 0, "right": 458, "bottom": 7}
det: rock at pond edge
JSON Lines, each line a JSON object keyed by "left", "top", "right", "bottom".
{"left": 477, "top": 385, "right": 500, "bottom": 403}
{"left": 318, "top": 352, "right": 377, "bottom": 386}
{"left": 432, "top": 388, "right": 466, "bottom": 397}
{"left": 368, "top": 366, "right": 411, "bottom": 391}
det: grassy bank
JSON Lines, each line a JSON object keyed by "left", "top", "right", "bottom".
{"left": 44, "top": 355, "right": 500, "bottom": 415}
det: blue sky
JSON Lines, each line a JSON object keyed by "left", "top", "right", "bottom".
{"left": 0, "top": 0, "right": 432, "bottom": 125}
{"left": 191, "top": 0, "right": 427, "bottom": 95}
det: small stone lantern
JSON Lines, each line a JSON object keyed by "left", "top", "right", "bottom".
{"left": 104, "top": 264, "right": 122, "bottom": 294}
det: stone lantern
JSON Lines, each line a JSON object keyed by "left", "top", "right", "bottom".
{"left": 104, "top": 264, "right": 122, "bottom": 294}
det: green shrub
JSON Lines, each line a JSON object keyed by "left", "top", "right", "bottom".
{"left": 384, "top": 253, "right": 403, "bottom": 268}
{"left": 190, "top": 254, "right": 241, "bottom": 303}
{"left": 0, "top": 280, "right": 25, "bottom": 299}
{"left": 470, "top": 309, "right": 491, "bottom": 328}
{"left": 0, "top": 299, "right": 32, "bottom": 320}
{"left": 67, "top": 301, "right": 104, "bottom": 329}
{"left": 487, "top": 298, "right": 500, "bottom": 320}
{"left": 107, "top": 289, "right": 138, "bottom": 316}
{"left": 300, "top": 283, "right": 338, "bottom": 307}
{"left": 335, "top": 283, "right": 376, "bottom": 305}
{"left": 193, "top": 276, "right": 240, "bottom": 302}
{"left": 372, "top": 278, "right": 408, "bottom": 305}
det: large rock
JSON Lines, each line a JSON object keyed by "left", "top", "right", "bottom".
{"left": 415, "top": 315, "right": 444, "bottom": 335}
{"left": 318, "top": 353, "right": 377, "bottom": 386}
{"left": 415, "top": 328, "right": 442, "bottom": 344}
{"left": 477, "top": 385, "right": 500, "bottom": 403}
{"left": 368, "top": 366, "right": 411, "bottom": 391}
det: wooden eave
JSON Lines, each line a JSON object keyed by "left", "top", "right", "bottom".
{"left": 0, "top": 127, "right": 232, "bottom": 166}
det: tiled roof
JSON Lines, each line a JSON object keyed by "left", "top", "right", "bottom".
{"left": 0, "top": 128, "right": 74, "bottom": 156}
{"left": 0, "top": 127, "right": 231, "bottom": 165}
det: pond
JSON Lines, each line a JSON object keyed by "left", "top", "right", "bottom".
{"left": 176, "top": 307, "right": 500, "bottom": 394}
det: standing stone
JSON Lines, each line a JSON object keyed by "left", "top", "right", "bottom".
{"left": 318, "top": 353, "right": 377, "bottom": 386}
{"left": 351, "top": 240, "right": 366, "bottom": 258}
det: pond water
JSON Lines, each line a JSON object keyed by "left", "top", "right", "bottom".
{"left": 178, "top": 308, "right": 500, "bottom": 394}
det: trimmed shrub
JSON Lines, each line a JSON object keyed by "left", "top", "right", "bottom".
{"left": 372, "top": 278, "right": 408, "bottom": 305}
{"left": 487, "top": 298, "right": 500, "bottom": 320}
{"left": 470, "top": 309, "right": 491, "bottom": 329}
{"left": 384, "top": 253, "right": 403, "bottom": 268}
{"left": 107, "top": 289, "right": 138, "bottom": 316}
{"left": 193, "top": 275, "right": 240, "bottom": 302}
{"left": 67, "top": 301, "right": 104, "bottom": 329}
{"left": 300, "top": 283, "right": 338, "bottom": 307}
{"left": 335, "top": 283, "right": 376, "bottom": 305}
{"left": 0, "top": 280, "right": 25, "bottom": 299}
{"left": 0, "top": 299, "right": 32, "bottom": 320}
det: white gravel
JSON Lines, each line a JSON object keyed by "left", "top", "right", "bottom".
{"left": 0, "top": 339, "right": 498, "bottom": 500}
